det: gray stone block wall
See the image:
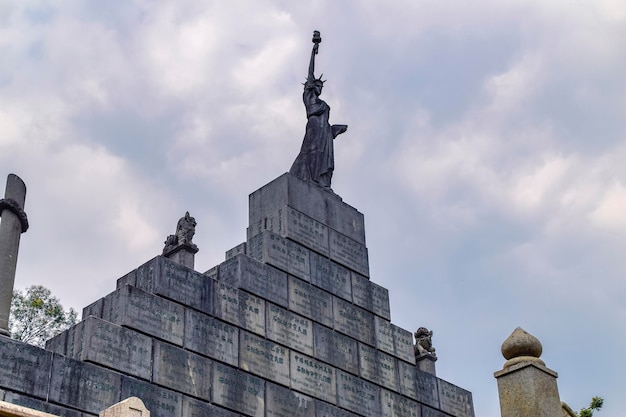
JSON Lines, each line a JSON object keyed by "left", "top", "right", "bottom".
{"left": 0, "top": 173, "right": 474, "bottom": 417}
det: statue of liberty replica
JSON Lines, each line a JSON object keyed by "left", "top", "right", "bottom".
{"left": 289, "top": 31, "right": 348, "bottom": 189}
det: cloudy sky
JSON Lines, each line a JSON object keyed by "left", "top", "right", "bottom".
{"left": 2, "top": 1, "right": 626, "bottom": 416}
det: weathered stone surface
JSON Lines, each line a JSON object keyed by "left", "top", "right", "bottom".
{"left": 381, "top": 389, "right": 422, "bottom": 417}
{"left": 336, "top": 370, "right": 381, "bottom": 417}
{"left": 219, "top": 253, "right": 289, "bottom": 307}
{"left": 266, "top": 304, "right": 313, "bottom": 356}
{"left": 183, "top": 397, "right": 245, "bottom": 417}
{"left": 375, "top": 316, "right": 395, "bottom": 355}
{"left": 49, "top": 356, "right": 121, "bottom": 414}
{"left": 420, "top": 406, "right": 448, "bottom": 417}
{"left": 184, "top": 309, "right": 238, "bottom": 366}
{"left": 381, "top": 389, "right": 421, "bottom": 417}
{"left": 44, "top": 330, "right": 68, "bottom": 356}
{"left": 313, "top": 323, "right": 358, "bottom": 375}
{"left": 397, "top": 360, "right": 418, "bottom": 400}
{"left": 329, "top": 230, "right": 369, "bottom": 277}
{"left": 393, "top": 325, "right": 416, "bottom": 364}
{"left": 72, "top": 317, "right": 152, "bottom": 380}
{"left": 415, "top": 370, "right": 439, "bottom": 409}
{"left": 100, "top": 397, "right": 150, "bottom": 417}
{"left": 212, "top": 363, "right": 264, "bottom": 417}
{"left": 0, "top": 338, "right": 52, "bottom": 399}
{"left": 495, "top": 361, "right": 559, "bottom": 417}
{"left": 106, "top": 286, "right": 185, "bottom": 346}
{"left": 134, "top": 257, "right": 212, "bottom": 314}
{"left": 204, "top": 265, "right": 219, "bottom": 280}
{"left": 309, "top": 253, "right": 352, "bottom": 302}
{"left": 314, "top": 401, "right": 360, "bottom": 417}
{"left": 82, "top": 298, "right": 104, "bottom": 320}
{"left": 378, "top": 350, "right": 399, "bottom": 392}
{"left": 351, "top": 274, "right": 390, "bottom": 319}
{"left": 239, "top": 331, "right": 290, "bottom": 386}
{"left": 121, "top": 376, "right": 182, "bottom": 417}
{"left": 152, "top": 341, "right": 212, "bottom": 400}
{"left": 225, "top": 242, "right": 247, "bottom": 260}
{"left": 254, "top": 207, "right": 330, "bottom": 256}
{"left": 290, "top": 351, "right": 336, "bottom": 404}
{"left": 358, "top": 343, "right": 380, "bottom": 385}
{"left": 437, "top": 379, "right": 474, "bottom": 417}
{"left": 288, "top": 276, "right": 333, "bottom": 327}
{"left": 248, "top": 174, "right": 366, "bottom": 244}
{"left": 115, "top": 270, "right": 137, "bottom": 290}
{"left": 247, "top": 232, "right": 310, "bottom": 282}
{"left": 1, "top": 392, "right": 87, "bottom": 417}
{"left": 333, "top": 297, "right": 376, "bottom": 346}
{"left": 213, "top": 281, "right": 265, "bottom": 336}
{"left": 266, "top": 381, "right": 315, "bottom": 417}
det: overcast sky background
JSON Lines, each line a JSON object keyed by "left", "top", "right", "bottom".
{"left": 2, "top": 1, "right": 626, "bottom": 416}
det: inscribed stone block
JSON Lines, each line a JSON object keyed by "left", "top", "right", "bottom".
{"left": 152, "top": 341, "right": 212, "bottom": 400}
{"left": 358, "top": 343, "right": 380, "bottom": 385}
{"left": 415, "top": 370, "right": 439, "bottom": 409}
{"left": 45, "top": 330, "right": 68, "bottom": 356}
{"left": 397, "top": 360, "right": 418, "bottom": 400}
{"left": 266, "top": 303, "right": 313, "bottom": 356}
{"left": 134, "top": 256, "right": 212, "bottom": 314}
{"left": 420, "top": 406, "right": 448, "bottom": 417}
{"left": 82, "top": 298, "right": 104, "bottom": 320}
{"left": 313, "top": 323, "right": 359, "bottom": 375}
{"left": 266, "top": 381, "right": 315, "bottom": 417}
{"left": 329, "top": 229, "right": 369, "bottom": 277}
{"left": 288, "top": 276, "right": 333, "bottom": 327}
{"left": 309, "top": 252, "right": 352, "bottom": 302}
{"left": 351, "top": 274, "right": 390, "bottom": 319}
{"left": 116, "top": 269, "right": 137, "bottom": 289}
{"left": 375, "top": 316, "right": 395, "bottom": 355}
{"left": 213, "top": 281, "right": 265, "bottom": 336}
{"left": 212, "top": 363, "right": 264, "bottom": 417}
{"left": 239, "top": 331, "right": 290, "bottom": 386}
{"left": 437, "top": 379, "right": 474, "bottom": 417}
{"left": 225, "top": 242, "right": 247, "bottom": 260}
{"left": 183, "top": 397, "right": 245, "bottom": 417}
{"left": 1, "top": 392, "right": 86, "bottom": 417}
{"left": 73, "top": 316, "right": 152, "bottom": 380}
{"left": 378, "top": 350, "right": 399, "bottom": 392}
{"left": 49, "top": 356, "right": 121, "bottom": 414}
{"left": 314, "top": 401, "right": 360, "bottom": 417}
{"left": 247, "top": 173, "right": 366, "bottom": 244}
{"left": 333, "top": 297, "right": 376, "bottom": 346}
{"left": 336, "top": 370, "right": 381, "bottom": 417}
{"left": 219, "top": 253, "right": 289, "bottom": 307}
{"left": 0, "top": 338, "right": 51, "bottom": 399}
{"left": 381, "top": 389, "right": 421, "bottom": 417}
{"left": 393, "top": 325, "right": 416, "bottom": 364}
{"left": 121, "top": 376, "right": 182, "bottom": 417}
{"left": 109, "top": 285, "right": 185, "bottom": 346}
{"left": 184, "top": 309, "right": 239, "bottom": 366}
{"left": 204, "top": 265, "right": 219, "bottom": 280}
{"left": 265, "top": 207, "right": 330, "bottom": 256}
{"left": 290, "top": 351, "right": 336, "bottom": 404}
{"left": 247, "top": 232, "right": 310, "bottom": 282}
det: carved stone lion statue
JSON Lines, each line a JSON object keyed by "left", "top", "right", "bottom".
{"left": 414, "top": 327, "right": 436, "bottom": 358}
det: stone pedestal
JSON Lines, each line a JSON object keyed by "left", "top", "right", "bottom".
{"left": 162, "top": 243, "right": 198, "bottom": 270}
{"left": 415, "top": 354, "right": 437, "bottom": 376}
{"left": 495, "top": 327, "right": 563, "bottom": 417}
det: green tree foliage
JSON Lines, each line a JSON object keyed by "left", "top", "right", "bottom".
{"left": 579, "top": 397, "right": 604, "bottom": 417}
{"left": 9, "top": 285, "right": 77, "bottom": 347}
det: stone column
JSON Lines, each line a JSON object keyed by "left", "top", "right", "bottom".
{"left": 0, "top": 174, "right": 28, "bottom": 337}
{"left": 494, "top": 327, "right": 563, "bottom": 417}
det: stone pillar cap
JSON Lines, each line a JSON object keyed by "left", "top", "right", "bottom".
{"left": 501, "top": 327, "right": 545, "bottom": 369}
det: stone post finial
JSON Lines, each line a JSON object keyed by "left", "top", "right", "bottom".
{"left": 0, "top": 174, "right": 28, "bottom": 337}
{"left": 494, "top": 327, "right": 563, "bottom": 417}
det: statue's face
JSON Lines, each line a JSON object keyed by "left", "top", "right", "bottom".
{"left": 314, "top": 82, "right": 323, "bottom": 95}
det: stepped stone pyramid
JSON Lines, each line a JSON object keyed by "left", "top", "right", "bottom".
{"left": 0, "top": 173, "right": 475, "bottom": 417}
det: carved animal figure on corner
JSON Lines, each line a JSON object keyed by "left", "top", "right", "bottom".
{"left": 163, "top": 211, "right": 197, "bottom": 253}
{"left": 414, "top": 327, "right": 437, "bottom": 357}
